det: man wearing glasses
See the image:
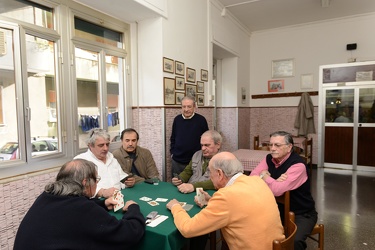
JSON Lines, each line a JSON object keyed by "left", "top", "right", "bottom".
{"left": 74, "top": 129, "right": 134, "bottom": 198}
{"left": 250, "top": 131, "right": 317, "bottom": 250}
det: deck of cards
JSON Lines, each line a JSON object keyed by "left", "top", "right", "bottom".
{"left": 196, "top": 187, "right": 207, "bottom": 206}
{"left": 113, "top": 191, "right": 124, "bottom": 212}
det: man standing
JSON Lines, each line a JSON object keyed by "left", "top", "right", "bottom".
{"left": 172, "top": 130, "right": 221, "bottom": 193}
{"left": 166, "top": 152, "right": 284, "bottom": 250}
{"left": 113, "top": 128, "right": 160, "bottom": 184}
{"left": 74, "top": 129, "right": 134, "bottom": 198}
{"left": 250, "top": 131, "right": 317, "bottom": 250}
{"left": 170, "top": 96, "right": 208, "bottom": 175}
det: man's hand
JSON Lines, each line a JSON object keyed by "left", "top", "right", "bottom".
{"left": 123, "top": 200, "right": 137, "bottom": 212}
{"left": 124, "top": 177, "right": 136, "bottom": 187}
{"left": 276, "top": 173, "right": 288, "bottom": 182}
{"left": 104, "top": 196, "right": 117, "bottom": 210}
{"left": 100, "top": 187, "right": 118, "bottom": 198}
{"left": 260, "top": 170, "right": 271, "bottom": 181}
{"left": 194, "top": 189, "right": 211, "bottom": 208}
{"left": 172, "top": 177, "right": 183, "bottom": 186}
{"left": 177, "top": 183, "right": 194, "bottom": 193}
{"left": 166, "top": 199, "right": 180, "bottom": 210}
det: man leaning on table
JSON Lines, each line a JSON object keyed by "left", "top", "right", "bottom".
{"left": 167, "top": 152, "right": 284, "bottom": 250}
{"left": 250, "top": 130, "right": 317, "bottom": 250}
{"left": 74, "top": 128, "right": 135, "bottom": 198}
{"left": 113, "top": 128, "right": 160, "bottom": 184}
{"left": 172, "top": 130, "right": 221, "bottom": 194}
{"left": 14, "top": 159, "right": 145, "bottom": 250}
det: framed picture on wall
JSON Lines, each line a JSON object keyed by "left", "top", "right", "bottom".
{"left": 164, "top": 77, "right": 175, "bottom": 104}
{"left": 163, "top": 57, "right": 174, "bottom": 73}
{"left": 175, "top": 61, "right": 185, "bottom": 76}
{"left": 175, "top": 76, "right": 185, "bottom": 90}
{"left": 272, "top": 58, "right": 294, "bottom": 78}
{"left": 268, "top": 79, "right": 284, "bottom": 92}
{"left": 175, "top": 92, "right": 185, "bottom": 105}
{"left": 185, "top": 83, "right": 196, "bottom": 98}
{"left": 197, "top": 94, "right": 204, "bottom": 106}
{"left": 197, "top": 81, "right": 204, "bottom": 93}
{"left": 186, "top": 67, "right": 196, "bottom": 83}
{"left": 201, "top": 69, "right": 208, "bottom": 81}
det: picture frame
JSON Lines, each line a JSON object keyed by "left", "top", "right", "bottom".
{"left": 272, "top": 58, "right": 294, "bottom": 78}
{"left": 175, "top": 92, "right": 185, "bottom": 105}
{"left": 164, "top": 77, "right": 175, "bottom": 105}
{"left": 175, "top": 61, "right": 185, "bottom": 76}
{"left": 197, "top": 81, "right": 204, "bottom": 93}
{"left": 185, "top": 83, "right": 196, "bottom": 98}
{"left": 301, "top": 74, "right": 313, "bottom": 89}
{"left": 197, "top": 94, "right": 204, "bottom": 106}
{"left": 268, "top": 79, "right": 284, "bottom": 92}
{"left": 163, "top": 57, "right": 174, "bottom": 73}
{"left": 186, "top": 67, "right": 196, "bottom": 83}
{"left": 201, "top": 69, "right": 208, "bottom": 81}
{"left": 175, "top": 76, "right": 185, "bottom": 90}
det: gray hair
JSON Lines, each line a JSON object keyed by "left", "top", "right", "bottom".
{"left": 45, "top": 159, "right": 98, "bottom": 196}
{"left": 210, "top": 153, "right": 243, "bottom": 177}
{"left": 269, "top": 131, "right": 294, "bottom": 146}
{"left": 202, "top": 130, "right": 222, "bottom": 145}
{"left": 86, "top": 128, "right": 110, "bottom": 146}
{"left": 181, "top": 96, "right": 196, "bottom": 106}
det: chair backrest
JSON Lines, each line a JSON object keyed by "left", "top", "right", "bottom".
{"left": 273, "top": 212, "right": 297, "bottom": 250}
{"left": 253, "top": 135, "right": 260, "bottom": 150}
{"left": 275, "top": 191, "right": 291, "bottom": 233}
{"left": 304, "top": 138, "right": 313, "bottom": 159}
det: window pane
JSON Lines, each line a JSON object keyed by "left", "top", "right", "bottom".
{"left": 0, "top": 28, "right": 19, "bottom": 161}
{"left": 359, "top": 88, "right": 375, "bottom": 123}
{"left": 74, "top": 18, "right": 122, "bottom": 49}
{"left": 25, "top": 34, "right": 59, "bottom": 157}
{"left": 106, "top": 55, "right": 122, "bottom": 142}
{"left": 325, "top": 89, "right": 354, "bottom": 123}
{"left": 75, "top": 47, "right": 100, "bottom": 148}
{"left": 1, "top": 0, "right": 53, "bottom": 29}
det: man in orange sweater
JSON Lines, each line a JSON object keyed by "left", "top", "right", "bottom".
{"left": 167, "top": 152, "right": 284, "bottom": 250}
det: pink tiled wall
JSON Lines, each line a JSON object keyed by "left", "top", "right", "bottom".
{"left": 216, "top": 108, "right": 238, "bottom": 152}
{"left": 0, "top": 170, "right": 58, "bottom": 250}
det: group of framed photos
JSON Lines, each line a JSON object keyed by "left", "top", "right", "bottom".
{"left": 163, "top": 57, "right": 208, "bottom": 106}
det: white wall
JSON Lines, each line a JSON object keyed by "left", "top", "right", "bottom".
{"left": 250, "top": 13, "right": 375, "bottom": 107}
{"left": 210, "top": 0, "right": 250, "bottom": 107}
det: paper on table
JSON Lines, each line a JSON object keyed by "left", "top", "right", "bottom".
{"left": 146, "top": 215, "right": 168, "bottom": 227}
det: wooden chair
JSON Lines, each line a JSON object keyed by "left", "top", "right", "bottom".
{"left": 275, "top": 191, "right": 324, "bottom": 250}
{"left": 301, "top": 138, "right": 313, "bottom": 179}
{"left": 254, "top": 135, "right": 269, "bottom": 151}
{"left": 273, "top": 212, "right": 297, "bottom": 250}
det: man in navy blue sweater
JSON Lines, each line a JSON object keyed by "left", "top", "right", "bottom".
{"left": 170, "top": 96, "right": 208, "bottom": 175}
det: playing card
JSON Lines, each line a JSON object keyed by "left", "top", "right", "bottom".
{"left": 113, "top": 191, "right": 124, "bottom": 212}
{"left": 183, "top": 204, "right": 194, "bottom": 211}
{"left": 140, "top": 196, "right": 152, "bottom": 201}
{"left": 148, "top": 200, "right": 159, "bottom": 206}
{"left": 155, "top": 198, "right": 168, "bottom": 202}
{"left": 179, "top": 202, "right": 186, "bottom": 207}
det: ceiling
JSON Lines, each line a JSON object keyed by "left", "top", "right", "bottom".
{"left": 73, "top": 0, "right": 375, "bottom": 32}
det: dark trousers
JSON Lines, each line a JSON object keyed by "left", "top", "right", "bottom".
{"left": 171, "top": 158, "right": 188, "bottom": 175}
{"left": 294, "top": 210, "right": 318, "bottom": 250}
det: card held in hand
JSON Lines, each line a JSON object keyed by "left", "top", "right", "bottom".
{"left": 113, "top": 191, "right": 124, "bottom": 212}
{"left": 196, "top": 188, "right": 207, "bottom": 206}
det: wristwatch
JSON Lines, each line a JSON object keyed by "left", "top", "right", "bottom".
{"left": 259, "top": 173, "right": 265, "bottom": 179}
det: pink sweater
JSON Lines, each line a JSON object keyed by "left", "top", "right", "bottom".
{"left": 171, "top": 174, "right": 284, "bottom": 250}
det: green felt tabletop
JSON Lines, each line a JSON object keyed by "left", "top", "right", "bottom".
{"left": 109, "top": 181, "right": 214, "bottom": 250}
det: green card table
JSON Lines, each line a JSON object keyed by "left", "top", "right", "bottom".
{"left": 109, "top": 181, "right": 215, "bottom": 250}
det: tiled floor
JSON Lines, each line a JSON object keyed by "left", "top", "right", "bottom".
{"left": 203, "top": 168, "right": 375, "bottom": 250}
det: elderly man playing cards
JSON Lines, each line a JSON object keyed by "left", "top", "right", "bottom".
{"left": 172, "top": 130, "right": 221, "bottom": 194}
{"left": 74, "top": 128, "right": 136, "bottom": 198}
{"left": 14, "top": 159, "right": 145, "bottom": 250}
{"left": 166, "top": 152, "right": 284, "bottom": 250}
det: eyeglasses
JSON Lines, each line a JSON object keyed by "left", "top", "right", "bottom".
{"left": 95, "top": 176, "right": 101, "bottom": 183}
{"left": 268, "top": 143, "right": 289, "bottom": 148}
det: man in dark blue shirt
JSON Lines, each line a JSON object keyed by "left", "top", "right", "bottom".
{"left": 170, "top": 96, "right": 208, "bottom": 175}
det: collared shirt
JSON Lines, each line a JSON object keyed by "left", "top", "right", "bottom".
{"left": 225, "top": 172, "right": 243, "bottom": 187}
{"left": 74, "top": 149, "right": 127, "bottom": 195}
{"left": 182, "top": 112, "right": 195, "bottom": 119}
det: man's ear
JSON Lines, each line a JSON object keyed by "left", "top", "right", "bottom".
{"left": 82, "top": 178, "right": 88, "bottom": 187}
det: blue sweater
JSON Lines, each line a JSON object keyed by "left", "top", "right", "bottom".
{"left": 170, "top": 113, "right": 208, "bottom": 164}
